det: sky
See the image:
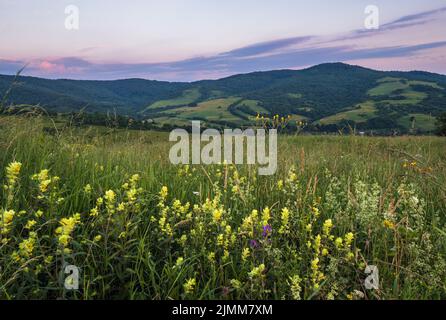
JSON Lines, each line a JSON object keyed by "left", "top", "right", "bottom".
{"left": 0, "top": 0, "right": 445, "bottom": 81}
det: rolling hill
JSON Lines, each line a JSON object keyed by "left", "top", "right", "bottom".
{"left": 1, "top": 63, "right": 446, "bottom": 132}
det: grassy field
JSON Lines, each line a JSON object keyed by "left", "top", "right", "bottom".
{"left": 397, "top": 114, "right": 437, "bottom": 132}
{"left": 1, "top": 116, "right": 446, "bottom": 300}
{"left": 162, "top": 98, "right": 242, "bottom": 122}
{"left": 144, "top": 88, "right": 202, "bottom": 111}
{"left": 316, "top": 77, "right": 443, "bottom": 129}
{"left": 367, "top": 77, "right": 437, "bottom": 105}
{"left": 318, "top": 102, "right": 377, "bottom": 125}
{"left": 235, "top": 100, "right": 270, "bottom": 117}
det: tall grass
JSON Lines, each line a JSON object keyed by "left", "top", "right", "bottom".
{"left": 1, "top": 116, "right": 445, "bottom": 299}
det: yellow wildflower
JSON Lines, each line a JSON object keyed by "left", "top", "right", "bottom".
{"left": 241, "top": 247, "right": 250, "bottom": 262}
{"left": 289, "top": 275, "right": 302, "bottom": 300}
{"left": 312, "top": 206, "right": 320, "bottom": 218}
{"left": 183, "top": 278, "right": 196, "bottom": 295}
{"left": 207, "top": 252, "right": 216, "bottom": 263}
{"left": 313, "top": 234, "right": 321, "bottom": 253}
{"left": 311, "top": 258, "right": 319, "bottom": 271}
{"left": 160, "top": 186, "right": 168, "bottom": 199}
{"left": 1, "top": 209, "right": 15, "bottom": 235}
{"left": 217, "top": 234, "right": 225, "bottom": 246}
{"left": 55, "top": 213, "right": 81, "bottom": 249}
{"left": 344, "top": 232, "right": 354, "bottom": 247}
{"left": 179, "top": 234, "right": 187, "bottom": 246}
{"left": 117, "top": 202, "right": 126, "bottom": 212}
{"left": 39, "top": 179, "right": 51, "bottom": 193}
{"left": 335, "top": 237, "right": 343, "bottom": 248}
{"left": 306, "top": 223, "right": 312, "bottom": 232}
{"left": 248, "top": 264, "right": 266, "bottom": 278}
{"left": 213, "top": 208, "right": 223, "bottom": 223}
{"left": 279, "top": 207, "right": 290, "bottom": 234}
{"left": 58, "top": 234, "right": 70, "bottom": 247}
{"left": 383, "top": 219, "right": 395, "bottom": 230}
{"left": 230, "top": 279, "right": 242, "bottom": 290}
{"left": 90, "top": 207, "right": 99, "bottom": 217}
{"left": 116, "top": 230, "right": 126, "bottom": 239}
{"left": 6, "top": 161, "right": 22, "bottom": 185}
{"left": 176, "top": 257, "right": 184, "bottom": 266}
{"left": 84, "top": 184, "right": 92, "bottom": 193}
{"left": 104, "top": 190, "right": 116, "bottom": 203}
{"left": 25, "top": 220, "right": 37, "bottom": 230}
{"left": 262, "top": 207, "right": 270, "bottom": 226}
{"left": 18, "top": 231, "right": 37, "bottom": 258}
{"left": 323, "top": 219, "right": 333, "bottom": 234}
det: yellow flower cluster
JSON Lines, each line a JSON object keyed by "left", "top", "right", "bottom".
{"left": 5, "top": 161, "right": 22, "bottom": 187}
{"left": 84, "top": 184, "right": 92, "bottom": 194}
{"left": 383, "top": 219, "right": 395, "bottom": 230}
{"left": 12, "top": 231, "right": 38, "bottom": 263}
{"left": 278, "top": 207, "right": 290, "bottom": 234}
{"left": 55, "top": 213, "right": 81, "bottom": 254}
{"left": 104, "top": 189, "right": 116, "bottom": 214}
{"left": 4, "top": 162, "right": 22, "bottom": 205}
{"left": 255, "top": 114, "right": 292, "bottom": 129}
{"left": 32, "top": 169, "right": 59, "bottom": 194}
{"left": 289, "top": 275, "right": 302, "bottom": 300}
{"left": 240, "top": 209, "right": 258, "bottom": 238}
{"left": 241, "top": 247, "right": 250, "bottom": 262}
{"left": 248, "top": 264, "right": 266, "bottom": 278}
{"left": 160, "top": 185, "right": 168, "bottom": 200}
{"left": 1, "top": 209, "right": 15, "bottom": 237}
{"left": 212, "top": 208, "right": 223, "bottom": 223}
{"left": 322, "top": 219, "right": 333, "bottom": 236}
{"left": 183, "top": 278, "right": 196, "bottom": 295}
{"left": 0, "top": 160, "right": 368, "bottom": 299}
{"left": 310, "top": 233, "right": 326, "bottom": 289}
{"left": 123, "top": 174, "right": 141, "bottom": 205}
{"left": 261, "top": 207, "right": 271, "bottom": 227}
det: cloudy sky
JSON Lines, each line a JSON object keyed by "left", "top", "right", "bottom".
{"left": 1, "top": 0, "right": 445, "bottom": 81}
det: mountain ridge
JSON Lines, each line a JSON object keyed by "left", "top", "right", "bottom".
{"left": 1, "top": 63, "right": 446, "bottom": 132}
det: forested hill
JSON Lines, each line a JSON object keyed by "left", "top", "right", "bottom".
{"left": 1, "top": 63, "right": 446, "bottom": 132}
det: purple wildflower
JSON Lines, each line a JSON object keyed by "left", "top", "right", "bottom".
{"left": 249, "top": 239, "right": 259, "bottom": 249}
{"left": 262, "top": 224, "right": 272, "bottom": 238}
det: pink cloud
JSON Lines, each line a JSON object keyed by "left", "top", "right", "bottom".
{"left": 36, "top": 59, "right": 86, "bottom": 75}
{"left": 39, "top": 60, "right": 59, "bottom": 71}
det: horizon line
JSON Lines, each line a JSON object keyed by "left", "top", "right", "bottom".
{"left": 2, "top": 62, "right": 445, "bottom": 83}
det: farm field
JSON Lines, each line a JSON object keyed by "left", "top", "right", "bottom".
{"left": 318, "top": 102, "right": 377, "bottom": 125}
{"left": 1, "top": 116, "right": 446, "bottom": 300}
{"left": 165, "top": 97, "right": 241, "bottom": 121}
{"left": 144, "top": 88, "right": 202, "bottom": 111}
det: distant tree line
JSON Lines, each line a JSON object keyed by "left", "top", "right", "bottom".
{"left": 437, "top": 113, "right": 446, "bottom": 136}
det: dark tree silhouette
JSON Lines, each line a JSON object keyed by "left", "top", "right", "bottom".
{"left": 437, "top": 113, "right": 446, "bottom": 136}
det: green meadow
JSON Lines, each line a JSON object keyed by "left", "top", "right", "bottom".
{"left": 1, "top": 116, "right": 446, "bottom": 299}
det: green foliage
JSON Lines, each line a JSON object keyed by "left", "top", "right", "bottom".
{"left": 437, "top": 113, "right": 446, "bottom": 136}
{"left": 1, "top": 63, "right": 446, "bottom": 132}
{"left": 1, "top": 117, "right": 446, "bottom": 299}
